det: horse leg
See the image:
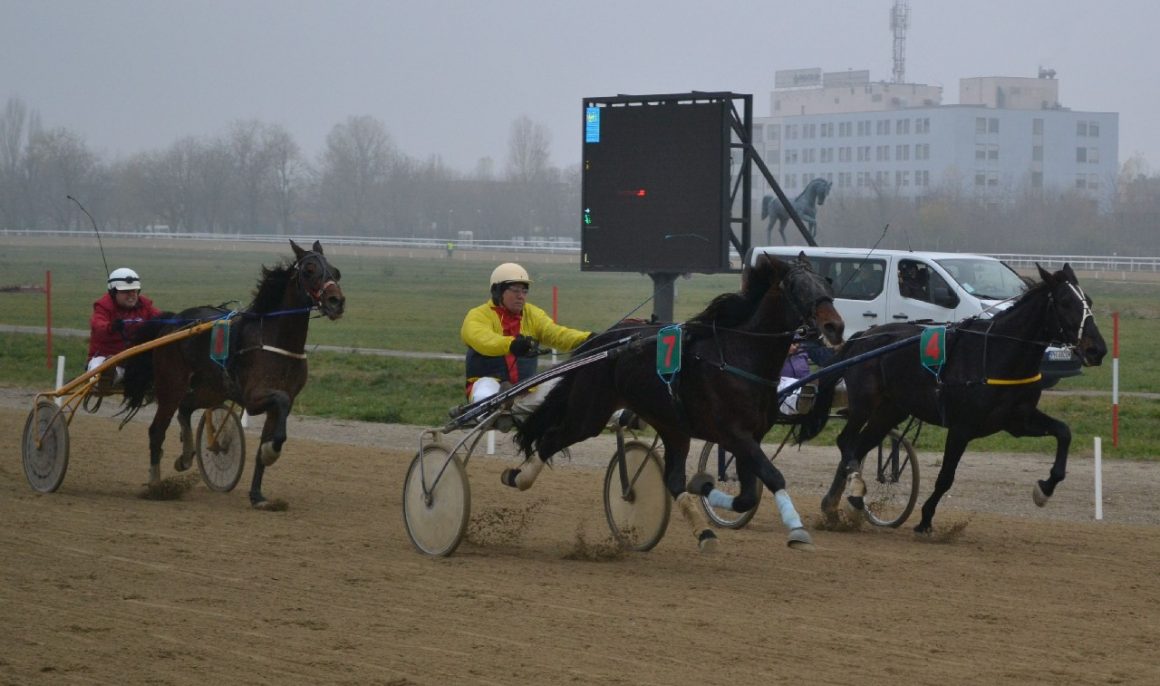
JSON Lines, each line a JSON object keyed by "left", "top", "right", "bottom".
{"left": 742, "top": 441, "right": 813, "bottom": 548}
{"left": 778, "top": 217, "right": 789, "bottom": 244}
{"left": 821, "top": 419, "right": 865, "bottom": 518}
{"left": 1005, "top": 408, "right": 1071, "bottom": 506}
{"left": 501, "top": 457, "right": 544, "bottom": 491}
{"left": 246, "top": 390, "right": 292, "bottom": 507}
{"left": 173, "top": 396, "right": 198, "bottom": 472}
{"left": 686, "top": 449, "right": 761, "bottom": 513}
{"left": 147, "top": 389, "right": 183, "bottom": 484}
{"left": 914, "top": 429, "right": 971, "bottom": 534}
{"left": 664, "top": 434, "right": 717, "bottom": 553}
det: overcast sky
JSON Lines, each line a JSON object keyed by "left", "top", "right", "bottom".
{"left": 4, "top": 0, "right": 1157, "bottom": 174}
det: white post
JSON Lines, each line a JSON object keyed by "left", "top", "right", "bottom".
{"left": 55, "top": 355, "right": 66, "bottom": 406}
{"left": 1094, "top": 436, "right": 1103, "bottom": 521}
{"left": 241, "top": 411, "right": 250, "bottom": 429}
{"left": 486, "top": 429, "right": 496, "bottom": 455}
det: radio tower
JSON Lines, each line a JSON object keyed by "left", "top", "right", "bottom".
{"left": 891, "top": 0, "right": 910, "bottom": 84}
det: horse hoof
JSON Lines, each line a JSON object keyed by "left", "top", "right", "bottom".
{"left": 173, "top": 456, "right": 193, "bottom": 473}
{"left": 697, "top": 529, "right": 719, "bottom": 554}
{"left": 843, "top": 495, "right": 866, "bottom": 519}
{"left": 252, "top": 498, "right": 288, "bottom": 512}
{"left": 1032, "top": 482, "right": 1049, "bottom": 507}
{"left": 148, "top": 465, "right": 161, "bottom": 484}
{"left": 787, "top": 527, "right": 814, "bottom": 550}
{"left": 685, "top": 472, "right": 715, "bottom": 497}
{"left": 500, "top": 468, "right": 520, "bottom": 488}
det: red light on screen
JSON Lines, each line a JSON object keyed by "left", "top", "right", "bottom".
{"left": 616, "top": 189, "right": 647, "bottom": 197}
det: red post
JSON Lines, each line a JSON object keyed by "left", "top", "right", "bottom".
{"left": 552, "top": 285, "right": 558, "bottom": 322}
{"left": 45, "top": 270, "right": 53, "bottom": 369}
{"left": 1112, "top": 311, "right": 1119, "bottom": 447}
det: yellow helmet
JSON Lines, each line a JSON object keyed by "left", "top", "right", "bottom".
{"left": 489, "top": 263, "right": 531, "bottom": 287}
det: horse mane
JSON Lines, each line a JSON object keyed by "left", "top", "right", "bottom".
{"left": 250, "top": 259, "right": 295, "bottom": 313}
{"left": 688, "top": 257, "right": 779, "bottom": 330}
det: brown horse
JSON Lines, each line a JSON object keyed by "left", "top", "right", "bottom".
{"left": 122, "top": 239, "right": 345, "bottom": 508}
{"left": 514, "top": 253, "right": 844, "bottom": 551}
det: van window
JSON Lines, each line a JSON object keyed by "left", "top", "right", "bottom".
{"left": 935, "top": 258, "right": 1026, "bottom": 300}
{"left": 809, "top": 257, "right": 886, "bottom": 301}
{"left": 900, "top": 259, "right": 956, "bottom": 307}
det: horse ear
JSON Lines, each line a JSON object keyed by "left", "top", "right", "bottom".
{"left": 797, "top": 250, "right": 811, "bottom": 266}
{"left": 312, "top": 240, "right": 324, "bottom": 255}
{"left": 1036, "top": 262, "right": 1052, "bottom": 283}
{"left": 290, "top": 239, "right": 306, "bottom": 260}
{"left": 1060, "top": 263, "right": 1077, "bottom": 283}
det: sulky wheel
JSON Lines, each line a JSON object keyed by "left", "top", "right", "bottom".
{"left": 695, "top": 442, "right": 760, "bottom": 529}
{"left": 403, "top": 443, "right": 470, "bottom": 557}
{"left": 861, "top": 429, "right": 920, "bottom": 528}
{"left": 603, "top": 440, "right": 671, "bottom": 552}
{"left": 195, "top": 405, "right": 246, "bottom": 493}
{"left": 22, "top": 400, "right": 70, "bottom": 493}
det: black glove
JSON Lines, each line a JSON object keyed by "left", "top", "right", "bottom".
{"left": 509, "top": 334, "right": 536, "bottom": 357}
{"left": 111, "top": 319, "right": 126, "bottom": 334}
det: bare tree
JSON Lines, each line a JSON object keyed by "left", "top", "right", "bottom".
{"left": 318, "top": 115, "right": 396, "bottom": 235}
{"left": 505, "top": 115, "right": 551, "bottom": 184}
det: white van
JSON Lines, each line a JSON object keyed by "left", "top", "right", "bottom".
{"left": 751, "top": 246, "right": 1082, "bottom": 386}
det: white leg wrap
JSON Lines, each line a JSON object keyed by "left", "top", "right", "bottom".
{"left": 259, "top": 441, "right": 281, "bottom": 466}
{"left": 707, "top": 489, "right": 735, "bottom": 510}
{"left": 514, "top": 458, "right": 544, "bottom": 490}
{"left": 774, "top": 489, "right": 804, "bottom": 531}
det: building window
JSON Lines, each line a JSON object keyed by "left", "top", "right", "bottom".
{"left": 915, "top": 143, "right": 930, "bottom": 160}
{"left": 1077, "top": 121, "right": 1088, "bottom": 136}
{"left": 976, "top": 117, "right": 987, "bottom": 134}
{"left": 1032, "top": 145, "right": 1043, "bottom": 162}
{"left": 767, "top": 148, "right": 780, "bottom": 164}
{"left": 785, "top": 124, "right": 798, "bottom": 139}
{"left": 916, "top": 170, "right": 929, "bottom": 187}
{"left": 976, "top": 144, "right": 987, "bottom": 161}
{"left": 1089, "top": 174, "right": 1100, "bottom": 191}
{"left": 987, "top": 172, "right": 999, "bottom": 187}
{"left": 876, "top": 145, "right": 890, "bottom": 161}
{"left": 769, "top": 124, "right": 781, "bottom": 139}
{"left": 1075, "top": 175, "right": 1087, "bottom": 189}
{"left": 838, "top": 146, "right": 851, "bottom": 163}
{"left": 988, "top": 118, "right": 999, "bottom": 134}
{"left": 876, "top": 119, "right": 891, "bottom": 135}
{"left": 820, "top": 148, "right": 832, "bottom": 163}
{"left": 839, "top": 121, "right": 852, "bottom": 137}
{"left": 1033, "top": 118, "right": 1044, "bottom": 135}
{"left": 820, "top": 122, "right": 833, "bottom": 137}
{"left": 975, "top": 172, "right": 986, "bottom": 187}
{"left": 1031, "top": 171, "right": 1043, "bottom": 188}
{"left": 916, "top": 117, "right": 930, "bottom": 134}
{"left": 988, "top": 145, "right": 999, "bottom": 162}
{"left": 896, "top": 144, "right": 910, "bottom": 161}
{"left": 896, "top": 170, "right": 910, "bottom": 187}
{"left": 1076, "top": 147, "right": 1087, "bottom": 163}
{"left": 804, "top": 123, "right": 816, "bottom": 138}
{"left": 1088, "top": 147, "right": 1099, "bottom": 164}
{"left": 803, "top": 148, "right": 816, "bottom": 163}
{"left": 896, "top": 118, "right": 910, "bottom": 135}
{"left": 1089, "top": 122, "right": 1100, "bottom": 137}
{"left": 857, "top": 120, "right": 870, "bottom": 136}
{"left": 785, "top": 149, "right": 799, "bottom": 165}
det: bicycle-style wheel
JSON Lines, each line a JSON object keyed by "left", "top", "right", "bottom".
{"left": 603, "top": 440, "right": 670, "bottom": 551}
{"left": 22, "top": 400, "right": 70, "bottom": 493}
{"left": 695, "top": 442, "right": 760, "bottom": 529}
{"left": 403, "top": 444, "right": 470, "bottom": 557}
{"left": 861, "top": 429, "right": 920, "bottom": 528}
{"left": 195, "top": 405, "right": 246, "bottom": 493}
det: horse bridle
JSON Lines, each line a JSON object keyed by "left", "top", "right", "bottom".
{"left": 1051, "top": 281, "right": 1094, "bottom": 348}
{"left": 292, "top": 251, "right": 339, "bottom": 309}
{"left": 781, "top": 261, "right": 834, "bottom": 338}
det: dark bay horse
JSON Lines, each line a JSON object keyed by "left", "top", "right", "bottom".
{"left": 123, "top": 240, "right": 345, "bottom": 508}
{"left": 514, "top": 254, "right": 844, "bottom": 551}
{"left": 761, "top": 177, "right": 832, "bottom": 244}
{"left": 796, "top": 264, "right": 1106, "bottom": 533}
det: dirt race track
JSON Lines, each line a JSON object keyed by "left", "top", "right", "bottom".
{"left": 2, "top": 392, "right": 1160, "bottom": 686}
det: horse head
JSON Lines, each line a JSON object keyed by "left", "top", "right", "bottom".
{"left": 815, "top": 178, "right": 832, "bottom": 205}
{"left": 290, "top": 239, "right": 346, "bottom": 320}
{"left": 1037, "top": 263, "right": 1106, "bottom": 367}
{"left": 772, "top": 252, "right": 844, "bottom": 346}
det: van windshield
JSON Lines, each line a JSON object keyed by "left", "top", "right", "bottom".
{"left": 935, "top": 258, "right": 1026, "bottom": 300}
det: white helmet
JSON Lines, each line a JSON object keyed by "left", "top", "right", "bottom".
{"left": 489, "top": 262, "right": 531, "bottom": 287}
{"left": 107, "top": 267, "right": 141, "bottom": 291}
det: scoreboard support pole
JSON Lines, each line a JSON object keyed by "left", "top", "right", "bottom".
{"left": 650, "top": 272, "right": 679, "bottom": 323}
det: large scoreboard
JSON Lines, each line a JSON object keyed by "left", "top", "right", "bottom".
{"left": 580, "top": 96, "right": 732, "bottom": 273}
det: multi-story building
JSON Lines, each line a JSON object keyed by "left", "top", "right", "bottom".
{"left": 747, "top": 68, "right": 1119, "bottom": 210}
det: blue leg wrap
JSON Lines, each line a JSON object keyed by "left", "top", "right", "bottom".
{"left": 707, "top": 489, "right": 735, "bottom": 510}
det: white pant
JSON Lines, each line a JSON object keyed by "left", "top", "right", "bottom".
{"left": 471, "top": 377, "right": 560, "bottom": 419}
{"left": 87, "top": 356, "right": 125, "bottom": 384}
{"left": 777, "top": 376, "right": 802, "bottom": 415}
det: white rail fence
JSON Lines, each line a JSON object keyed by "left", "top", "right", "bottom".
{"left": 5, "top": 229, "right": 1160, "bottom": 272}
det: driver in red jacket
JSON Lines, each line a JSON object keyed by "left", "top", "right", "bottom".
{"left": 87, "top": 267, "right": 162, "bottom": 384}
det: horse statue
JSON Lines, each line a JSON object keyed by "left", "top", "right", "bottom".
{"left": 514, "top": 253, "right": 845, "bottom": 551}
{"left": 795, "top": 264, "right": 1106, "bottom": 533}
{"left": 761, "top": 178, "right": 832, "bottom": 244}
{"left": 122, "top": 239, "right": 345, "bottom": 509}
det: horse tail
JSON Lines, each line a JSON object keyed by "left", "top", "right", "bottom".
{"left": 513, "top": 372, "right": 577, "bottom": 459}
{"left": 795, "top": 363, "right": 841, "bottom": 443}
{"left": 119, "top": 314, "right": 172, "bottom": 413}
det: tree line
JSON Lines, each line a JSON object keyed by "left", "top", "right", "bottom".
{"left": 0, "top": 97, "right": 576, "bottom": 242}
{"left": 3, "top": 95, "right": 1158, "bottom": 255}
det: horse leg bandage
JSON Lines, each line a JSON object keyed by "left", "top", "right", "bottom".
{"left": 258, "top": 441, "right": 281, "bottom": 466}
{"left": 774, "top": 489, "right": 804, "bottom": 531}
{"left": 707, "top": 489, "right": 735, "bottom": 510}
{"left": 502, "top": 458, "right": 544, "bottom": 491}
{"left": 676, "top": 493, "right": 718, "bottom": 553}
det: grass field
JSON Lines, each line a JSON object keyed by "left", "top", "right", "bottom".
{"left": 2, "top": 238, "right": 1158, "bottom": 458}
